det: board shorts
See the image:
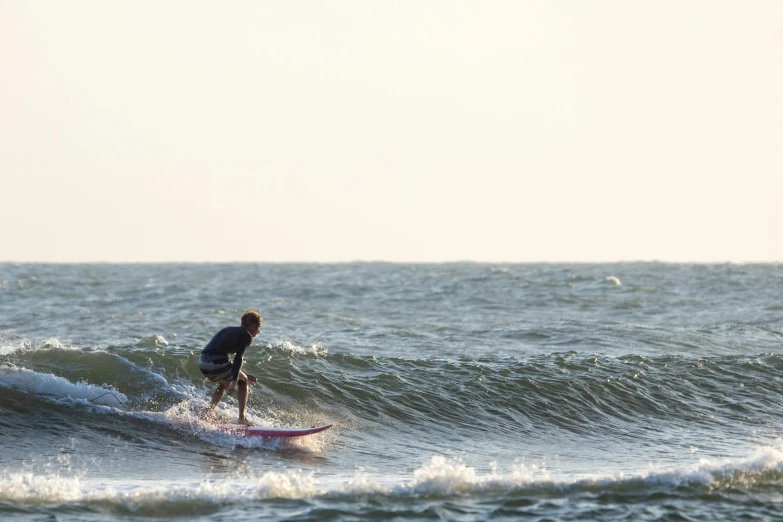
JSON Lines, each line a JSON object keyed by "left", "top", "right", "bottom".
{"left": 199, "top": 353, "right": 233, "bottom": 382}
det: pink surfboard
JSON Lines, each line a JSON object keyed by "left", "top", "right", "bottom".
{"left": 214, "top": 422, "right": 333, "bottom": 438}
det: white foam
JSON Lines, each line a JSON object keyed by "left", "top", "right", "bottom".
{"left": 0, "top": 337, "right": 77, "bottom": 356}
{"left": 432, "top": 445, "right": 783, "bottom": 493}
{"left": 0, "top": 472, "right": 318, "bottom": 506}
{"left": 0, "top": 473, "right": 85, "bottom": 503}
{"left": 0, "top": 342, "right": 20, "bottom": 356}
{"left": 402, "top": 455, "right": 551, "bottom": 495}
{"left": 394, "top": 446, "right": 783, "bottom": 495}
{"left": 333, "top": 472, "right": 393, "bottom": 495}
{"left": 0, "top": 364, "right": 128, "bottom": 407}
{"left": 136, "top": 335, "right": 169, "bottom": 347}
{"left": 388, "top": 447, "right": 783, "bottom": 495}
{"left": 4, "top": 447, "right": 783, "bottom": 507}
{"left": 273, "top": 340, "right": 328, "bottom": 357}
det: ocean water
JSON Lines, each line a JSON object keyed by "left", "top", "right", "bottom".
{"left": 1, "top": 262, "right": 783, "bottom": 521}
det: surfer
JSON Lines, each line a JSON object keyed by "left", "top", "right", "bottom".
{"left": 199, "top": 310, "right": 262, "bottom": 425}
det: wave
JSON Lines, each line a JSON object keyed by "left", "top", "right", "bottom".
{"left": 3, "top": 340, "right": 783, "bottom": 439}
{"left": 4, "top": 445, "right": 783, "bottom": 515}
{"left": 0, "top": 364, "right": 128, "bottom": 408}
{"left": 0, "top": 369, "right": 330, "bottom": 450}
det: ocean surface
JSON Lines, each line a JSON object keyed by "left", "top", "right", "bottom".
{"left": 1, "top": 262, "right": 783, "bottom": 521}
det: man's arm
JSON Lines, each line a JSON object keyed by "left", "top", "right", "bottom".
{"left": 225, "top": 333, "right": 251, "bottom": 394}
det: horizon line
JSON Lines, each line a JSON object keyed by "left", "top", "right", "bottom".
{"left": 1, "top": 259, "right": 781, "bottom": 265}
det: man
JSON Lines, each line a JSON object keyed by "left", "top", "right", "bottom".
{"left": 199, "top": 310, "right": 262, "bottom": 425}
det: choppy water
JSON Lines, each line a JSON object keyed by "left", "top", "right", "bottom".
{"left": 1, "top": 262, "right": 783, "bottom": 521}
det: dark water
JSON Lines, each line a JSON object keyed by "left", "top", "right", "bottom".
{"left": 1, "top": 262, "right": 782, "bottom": 521}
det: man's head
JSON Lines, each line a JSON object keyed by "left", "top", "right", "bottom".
{"left": 241, "top": 310, "right": 263, "bottom": 337}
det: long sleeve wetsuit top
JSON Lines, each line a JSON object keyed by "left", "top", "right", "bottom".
{"left": 201, "top": 326, "right": 252, "bottom": 381}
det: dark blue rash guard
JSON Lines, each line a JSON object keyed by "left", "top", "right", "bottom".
{"left": 200, "top": 326, "right": 252, "bottom": 381}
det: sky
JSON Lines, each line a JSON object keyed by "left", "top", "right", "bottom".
{"left": 1, "top": 1, "right": 781, "bottom": 262}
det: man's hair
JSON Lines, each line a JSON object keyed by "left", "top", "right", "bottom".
{"left": 241, "top": 310, "right": 263, "bottom": 328}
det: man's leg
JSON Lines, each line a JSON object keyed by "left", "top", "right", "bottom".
{"left": 236, "top": 371, "right": 251, "bottom": 425}
{"left": 206, "top": 380, "right": 230, "bottom": 417}
{"left": 237, "top": 381, "right": 250, "bottom": 424}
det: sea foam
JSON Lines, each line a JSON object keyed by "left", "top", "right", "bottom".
{"left": 0, "top": 364, "right": 128, "bottom": 407}
{"left": 4, "top": 447, "right": 783, "bottom": 510}
{"left": 0, "top": 337, "right": 76, "bottom": 356}
{"left": 272, "top": 340, "right": 328, "bottom": 357}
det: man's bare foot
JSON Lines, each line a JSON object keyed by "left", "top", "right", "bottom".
{"left": 237, "top": 417, "right": 254, "bottom": 426}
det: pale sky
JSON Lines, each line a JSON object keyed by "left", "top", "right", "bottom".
{"left": 1, "top": 1, "right": 781, "bottom": 262}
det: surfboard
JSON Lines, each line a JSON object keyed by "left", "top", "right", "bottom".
{"left": 213, "top": 422, "right": 333, "bottom": 438}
